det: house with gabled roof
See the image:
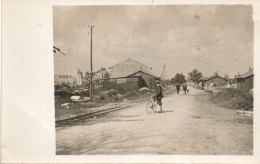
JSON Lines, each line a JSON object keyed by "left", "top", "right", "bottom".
{"left": 108, "top": 58, "right": 152, "bottom": 78}
{"left": 103, "top": 58, "right": 159, "bottom": 90}
{"left": 126, "top": 70, "right": 159, "bottom": 90}
{"left": 197, "top": 73, "right": 228, "bottom": 88}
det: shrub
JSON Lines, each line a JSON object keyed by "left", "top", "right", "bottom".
{"left": 93, "top": 87, "right": 104, "bottom": 95}
{"left": 117, "top": 87, "right": 126, "bottom": 94}
{"left": 80, "top": 90, "right": 90, "bottom": 97}
{"left": 99, "top": 95, "right": 105, "bottom": 100}
{"left": 55, "top": 95, "right": 71, "bottom": 107}
{"left": 125, "top": 90, "right": 140, "bottom": 97}
{"left": 107, "top": 89, "right": 119, "bottom": 97}
{"left": 210, "top": 88, "right": 253, "bottom": 111}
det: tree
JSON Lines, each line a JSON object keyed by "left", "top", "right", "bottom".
{"left": 84, "top": 68, "right": 111, "bottom": 88}
{"left": 171, "top": 78, "right": 175, "bottom": 84}
{"left": 83, "top": 72, "right": 92, "bottom": 88}
{"left": 173, "top": 73, "right": 186, "bottom": 84}
{"left": 224, "top": 74, "right": 230, "bottom": 80}
{"left": 84, "top": 72, "right": 92, "bottom": 81}
{"left": 96, "top": 67, "right": 110, "bottom": 79}
{"left": 188, "top": 69, "right": 202, "bottom": 83}
{"left": 224, "top": 74, "right": 233, "bottom": 84}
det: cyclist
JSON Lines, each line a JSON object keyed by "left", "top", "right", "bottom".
{"left": 155, "top": 79, "right": 163, "bottom": 113}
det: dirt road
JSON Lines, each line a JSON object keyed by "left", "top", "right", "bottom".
{"left": 56, "top": 87, "right": 253, "bottom": 155}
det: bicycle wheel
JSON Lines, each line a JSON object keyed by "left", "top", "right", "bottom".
{"left": 145, "top": 100, "right": 154, "bottom": 114}
{"left": 154, "top": 100, "right": 158, "bottom": 112}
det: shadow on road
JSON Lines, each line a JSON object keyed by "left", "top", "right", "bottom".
{"left": 154, "top": 110, "right": 174, "bottom": 113}
{"left": 56, "top": 133, "right": 164, "bottom": 155}
{"left": 57, "top": 113, "right": 144, "bottom": 127}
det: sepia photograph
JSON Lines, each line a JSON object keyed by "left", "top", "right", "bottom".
{"left": 53, "top": 5, "right": 254, "bottom": 155}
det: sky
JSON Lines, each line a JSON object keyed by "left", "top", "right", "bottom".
{"left": 53, "top": 5, "right": 253, "bottom": 79}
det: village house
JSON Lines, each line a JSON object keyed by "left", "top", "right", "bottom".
{"left": 104, "top": 58, "right": 158, "bottom": 91}
{"left": 126, "top": 70, "right": 158, "bottom": 90}
{"left": 235, "top": 67, "right": 254, "bottom": 91}
{"left": 197, "top": 73, "right": 228, "bottom": 88}
{"left": 103, "top": 70, "right": 159, "bottom": 91}
{"left": 108, "top": 58, "right": 152, "bottom": 78}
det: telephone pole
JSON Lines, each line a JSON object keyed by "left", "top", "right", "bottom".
{"left": 161, "top": 65, "right": 166, "bottom": 86}
{"left": 89, "top": 25, "right": 94, "bottom": 102}
{"left": 161, "top": 65, "right": 165, "bottom": 80}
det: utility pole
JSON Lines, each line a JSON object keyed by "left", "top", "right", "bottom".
{"left": 161, "top": 65, "right": 166, "bottom": 86}
{"left": 161, "top": 65, "right": 165, "bottom": 80}
{"left": 89, "top": 25, "right": 94, "bottom": 102}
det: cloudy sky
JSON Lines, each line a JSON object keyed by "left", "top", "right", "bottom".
{"left": 53, "top": 5, "right": 253, "bottom": 79}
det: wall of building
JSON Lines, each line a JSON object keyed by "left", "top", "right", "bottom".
{"left": 205, "top": 77, "right": 227, "bottom": 86}
{"left": 103, "top": 77, "right": 141, "bottom": 91}
{"left": 237, "top": 76, "right": 254, "bottom": 91}
{"left": 128, "top": 72, "right": 157, "bottom": 90}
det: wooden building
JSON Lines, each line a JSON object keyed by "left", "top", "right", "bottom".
{"left": 197, "top": 74, "right": 227, "bottom": 87}
{"left": 103, "top": 70, "right": 159, "bottom": 91}
{"left": 127, "top": 70, "right": 159, "bottom": 90}
{"left": 235, "top": 69, "right": 254, "bottom": 91}
{"left": 104, "top": 59, "right": 158, "bottom": 91}
{"left": 103, "top": 77, "right": 142, "bottom": 91}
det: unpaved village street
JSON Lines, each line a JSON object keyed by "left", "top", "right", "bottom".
{"left": 56, "top": 87, "right": 253, "bottom": 155}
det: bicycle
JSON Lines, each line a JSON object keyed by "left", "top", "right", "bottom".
{"left": 145, "top": 96, "right": 158, "bottom": 114}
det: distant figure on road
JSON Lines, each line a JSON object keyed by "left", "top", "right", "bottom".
{"left": 155, "top": 79, "right": 163, "bottom": 113}
{"left": 176, "top": 82, "right": 180, "bottom": 95}
{"left": 183, "top": 82, "right": 187, "bottom": 95}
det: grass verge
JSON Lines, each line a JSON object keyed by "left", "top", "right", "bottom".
{"left": 210, "top": 88, "right": 253, "bottom": 111}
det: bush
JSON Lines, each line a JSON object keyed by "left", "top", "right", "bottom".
{"left": 210, "top": 88, "right": 253, "bottom": 111}
{"left": 93, "top": 87, "right": 104, "bottom": 95}
{"left": 107, "top": 89, "right": 119, "bottom": 97}
{"left": 99, "top": 95, "right": 105, "bottom": 100}
{"left": 80, "top": 90, "right": 90, "bottom": 97}
{"left": 117, "top": 87, "right": 126, "bottom": 94}
{"left": 235, "top": 99, "right": 253, "bottom": 110}
{"left": 55, "top": 95, "right": 71, "bottom": 107}
{"left": 125, "top": 90, "right": 140, "bottom": 97}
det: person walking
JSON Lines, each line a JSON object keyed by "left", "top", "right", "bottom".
{"left": 183, "top": 82, "right": 187, "bottom": 95}
{"left": 176, "top": 82, "right": 180, "bottom": 95}
{"left": 155, "top": 79, "right": 163, "bottom": 113}
{"left": 201, "top": 82, "right": 205, "bottom": 90}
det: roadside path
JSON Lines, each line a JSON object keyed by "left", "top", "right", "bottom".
{"left": 56, "top": 87, "right": 253, "bottom": 155}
